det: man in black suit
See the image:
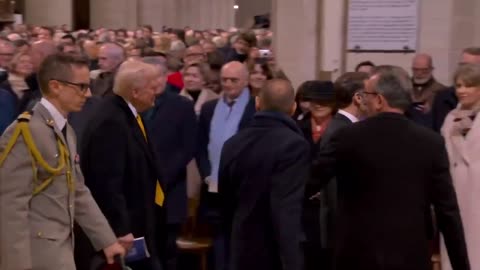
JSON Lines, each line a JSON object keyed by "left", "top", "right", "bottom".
{"left": 431, "top": 47, "right": 480, "bottom": 132}
{"left": 308, "top": 72, "right": 369, "bottom": 269}
{"left": 196, "top": 61, "right": 256, "bottom": 270}
{"left": 69, "top": 95, "right": 102, "bottom": 147}
{"left": 78, "top": 60, "right": 165, "bottom": 270}
{"left": 142, "top": 57, "right": 197, "bottom": 270}
{"left": 313, "top": 65, "right": 470, "bottom": 270}
{"left": 320, "top": 72, "right": 369, "bottom": 145}
{"left": 219, "top": 79, "right": 309, "bottom": 270}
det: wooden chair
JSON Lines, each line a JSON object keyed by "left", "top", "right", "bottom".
{"left": 176, "top": 198, "right": 212, "bottom": 270}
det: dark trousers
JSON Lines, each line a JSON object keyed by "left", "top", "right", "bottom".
{"left": 302, "top": 200, "right": 332, "bottom": 270}
{"left": 165, "top": 224, "right": 181, "bottom": 270}
{"left": 198, "top": 190, "right": 226, "bottom": 270}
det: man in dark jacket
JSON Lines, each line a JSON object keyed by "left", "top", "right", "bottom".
{"left": 310, "top": 72, "right": 369, "bottom": 269}
{"left": 313, "top": 65, "right": 469, "bottom": 270}
{"left": 196, "top": 61, "right": 256, "bottom": 270}
{"left": 219, "top": 79, "right": 309, "bottom": 270}
{"left": 91, "top": 43, "right": 125, "bottom": 97}
{"left": 224, "top": 31, "right": 257, "bottom": 63}
{"left": 77, "top": 60, "right": 164, "bottom": 270}
{"left": 142, "top": 57, "right": 197, "bottom": 270}
{"left": 0, "top": 88, "right": 15, "bottom": 134}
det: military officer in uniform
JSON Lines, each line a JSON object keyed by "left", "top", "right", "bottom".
{"left": 0, "top": 53, "right": 125, "bottom": 270}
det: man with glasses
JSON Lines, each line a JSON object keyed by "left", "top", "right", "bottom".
{"left": 406, "top": 53, "right": 445, "bottom": 128}
{"left": 309, "top": 72, "right": 369, "bottom": 269}
{"left": 0, "top": 53, "right": 125, "bottom": 270}
{"left": 312, "top": 66, "right": 469, "bottom": 270}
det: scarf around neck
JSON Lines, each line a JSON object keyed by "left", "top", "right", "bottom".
{"left": 207, "top": 88, "right": 250, "bottom": 192}
{"left": 451, "top": 103, "right": 480, "bottom": 136}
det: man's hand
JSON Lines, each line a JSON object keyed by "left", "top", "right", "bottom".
{"left": 309, "top": 192, "right": 322, "bottom": 201}
{"left": 103, "top": 242, "right": 126, "bottom": 264}
{"left": 204, "top": 176, "right": 212, "bottom": 185}
{"left": 118, "top": 233, "right": 135, "bottom": 251}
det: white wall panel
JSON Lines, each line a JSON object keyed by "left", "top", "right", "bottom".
{"left": 25, "top": 0, "right": 72, "bottom": 27}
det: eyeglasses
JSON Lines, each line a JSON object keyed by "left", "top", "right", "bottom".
{"left": 51, "top": 78, "right": 90, "bottom": 93}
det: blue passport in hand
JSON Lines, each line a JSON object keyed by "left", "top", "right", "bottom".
{"left": 125, "top": 237, "right": 150, "bottom": 263}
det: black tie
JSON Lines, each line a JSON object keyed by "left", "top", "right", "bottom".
{"left": 61, "top": 126, "right": 68, "bottom": 143}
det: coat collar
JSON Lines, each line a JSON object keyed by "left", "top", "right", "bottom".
{"left": 448, "top": 109, "right": 480, "bottom": 164}
{"left": 112, "top": 95, "right": 151, "bottom": 154}
{"left": 34, "top": 102, "right": 68, "bottom": 147}
{"left": 254, "top": 111, "right": 303, "bottom": 135}
{"left": 373, "top": 112, "right": 407, "bottom": 121}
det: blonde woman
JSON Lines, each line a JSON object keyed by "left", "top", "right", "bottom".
{"left": 0, "top": 51, "right": 35, "bottom": 113}
{"left": 180, "top": 62, "right": 218, "bottom": 115}
{"left": 180, "top": 62, "right": 218, "bottom": 200}
{"left": 441, "top": 63, "right": 480, "bottom": 270}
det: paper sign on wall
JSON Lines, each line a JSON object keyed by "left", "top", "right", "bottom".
{"left": 347, "top": 0, "right": 419, "bottom": 51}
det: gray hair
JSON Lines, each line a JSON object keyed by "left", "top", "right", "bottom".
{"left": 212, "top": 36, "right": 226, "bottom": 48}
{"left": 143, "top": 56, "right": 167, "bottom": 74}
{"left": 371, "top": 65, "right": 412, "bottom": 111}
{"left": 170, "top": 40, "right": 186, "bottom": 52}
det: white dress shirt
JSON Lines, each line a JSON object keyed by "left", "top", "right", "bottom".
{"left": 125, "top": 99, "right": 139, "bottom": 117}
{"left": 40, "top": 98, "right": 67, "bottom": 131}
{"left": 338, "top": 109, "right": 359, "bottom": 123}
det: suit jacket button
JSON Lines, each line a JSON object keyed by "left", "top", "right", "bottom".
{"left": 37, "top": 232, "right": 42, "bottom": 237}
{"left": 69, "top": 204, "right": 73, "bottom": 208}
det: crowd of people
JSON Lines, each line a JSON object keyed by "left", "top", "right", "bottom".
{"left": 0, "top": 23, "right": 479, "bottom": 270}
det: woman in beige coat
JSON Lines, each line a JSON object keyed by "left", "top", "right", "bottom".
{"left": 180, "top": 62, "right": 219, "bottom": 199}
{"left": 441, "top": 63, "right": 480, "bottom": 270}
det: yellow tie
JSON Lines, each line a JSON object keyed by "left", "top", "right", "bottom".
{"left": 136, "top": 115, "right": 165, "bottom": 207}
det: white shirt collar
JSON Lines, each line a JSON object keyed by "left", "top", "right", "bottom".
{"left": 40, "top": 98, "right": 67, "bottom": 130}
{"left": 338, "top": 109, "right": 359, "bottom": 123}
{"left": 125, "top": 99, "right": 138, "bottom": 117}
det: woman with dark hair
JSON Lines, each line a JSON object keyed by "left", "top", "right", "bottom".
{"left": 247, "top": 59, "right": 273, "bottom": 96}
{"left": 354, "top": 60, "right": 375, "bottom": 74}
{"left": 296, "top": 80, "right": 337, "bottom": 270}
{"left": 297, "top": 80, "right": 337, "bottom": 150}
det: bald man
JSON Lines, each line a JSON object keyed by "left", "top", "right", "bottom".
{"left": 196, "top": 61, "right": 256, "bottom": 270}
{"left": 219, "top": 79, "right": 309, "bottom": 270}
{"left": 91, "top": 43, "right": 126, "bottom": 97}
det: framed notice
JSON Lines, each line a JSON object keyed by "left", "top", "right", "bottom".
{"left": 347, "top": 0, "right": 419, "bottom": 52}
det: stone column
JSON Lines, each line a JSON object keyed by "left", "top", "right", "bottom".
{"left": 25, "top": 0, "right": 72, "bottom": 27}
{"left": 138, "top": 0, "right": 234, "bottom": 31}
{"left": 90, "top": 0, "right": 137, "bottom": 29}
{"left": 272, "top": 0, "right": 320, "bottom": 88}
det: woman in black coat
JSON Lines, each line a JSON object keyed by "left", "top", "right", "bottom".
{"left": 296, "top": 80, "right": 337, "bottom": 270}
